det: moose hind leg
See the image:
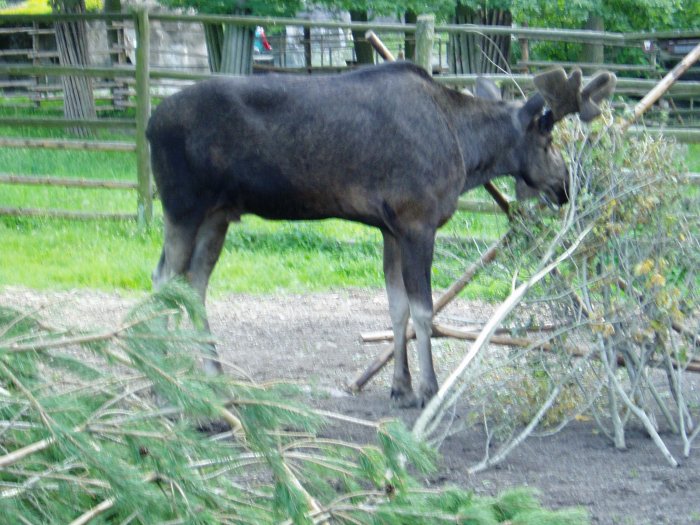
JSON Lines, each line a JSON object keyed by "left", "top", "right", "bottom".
{"left": 153, "top": 215, "right": 198, "bottom": 291}
{"left": 187, "top": 210, "right": 230, "bottom": 375}
{"left": 382, "top": 231, "right": 417, "bottom": 408}
{"left": 400, "top": 228, "right": 438, "bottom": 407}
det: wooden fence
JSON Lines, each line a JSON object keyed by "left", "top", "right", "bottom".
{"left": 0, "top": 11, "right": 699, "bottom": 224}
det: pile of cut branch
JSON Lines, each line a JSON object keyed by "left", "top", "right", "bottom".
{"left": 417, "top": 111, "right": 699, "bottom": 470}
{"left": 0, "top": 282, "right": 587, "bottom": 524}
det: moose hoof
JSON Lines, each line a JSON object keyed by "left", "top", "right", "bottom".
{"left": 390, "top": 387, "right": 419, "bottom": 409}
{"left": 417, "top": 382, "right": 438, "bottom": 408}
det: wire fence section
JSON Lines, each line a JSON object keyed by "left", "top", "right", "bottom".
{"left": 0, "top": 11, "right": 698, "bottom": 223}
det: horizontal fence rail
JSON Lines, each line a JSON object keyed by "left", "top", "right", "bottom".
{"left": 0, "top": 10, "right": 698, "bottom": 224}
{"left": 0, "top": 173, "right": 137, "bottom": 189}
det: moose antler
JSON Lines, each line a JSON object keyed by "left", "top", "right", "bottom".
{"left": 533, "top": 67, "right": 617, "bottom": 123}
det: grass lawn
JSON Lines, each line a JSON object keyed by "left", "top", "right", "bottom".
{"left": 0, "top": 208, "right": 511, "bottom": 297}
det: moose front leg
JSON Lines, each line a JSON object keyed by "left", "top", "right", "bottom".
{"left": 382, "top": 231, "right": 417, "bottom": 408}
{"left": 400, "top": 227, "right": 439, "bottom": 407}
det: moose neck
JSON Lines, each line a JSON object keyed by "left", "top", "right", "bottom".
{"left": 450, "top": 98, "right": 522, "bottom": 193}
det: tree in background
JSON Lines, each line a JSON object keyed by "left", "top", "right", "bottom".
{"left": 149, "top": 0, "right": 698, "bottom": 73}
{"left": 157, "top": 0, "right": 303, "bottom": 74}
{"left": 448, "top": 0, "right": 513, "bottom": 74}
{"left": 511, "top": 0, "right": 698, "bottom": 66}
{"left": 310, "top": 0, "right": 452, "bottom": 64}
{"left": 50, "top": 0, "right": 96, "bottom": 136}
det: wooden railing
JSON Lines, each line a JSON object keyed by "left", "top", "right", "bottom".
{"left": 0, "top": 11, "right": 698, "bottom": 224}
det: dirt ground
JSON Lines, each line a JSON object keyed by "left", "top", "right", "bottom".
{"left": 2, "top": 286, "right": 699, "bottom": 525}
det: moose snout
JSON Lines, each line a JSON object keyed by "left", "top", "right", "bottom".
{"left": 554, "top": 178, "right": 569, "bottom": 206}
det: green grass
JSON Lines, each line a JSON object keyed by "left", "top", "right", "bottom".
{"left": 0, "top": 211, "right": 510, "bottom": 297}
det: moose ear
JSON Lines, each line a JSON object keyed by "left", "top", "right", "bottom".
{"left": 517, "top": 93, "right": 545, "bottom": 130}
{"left": 475, "top": 77, "right": 502, "bottom": 101}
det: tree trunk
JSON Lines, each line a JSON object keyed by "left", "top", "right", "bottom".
{"left": 203, "top": 9, "right": 253, "bottom": 75}
{"left": 52, "top": 0, "right": 96, "bottom": 137}
{"left": 303, "top": 25, "right": 312, "bottom": 68}
{"left": 404, "top": 9, "right": 417, "bottom": 61}
{"left": 582, "top": 13, "right": 604, "bottom": 70}
{"left": 449, "top": 5, "right": 511, "bottom": 75}
{"left": 203, "top": 23, "right": 224, "bottom": 73}
{"left": 349, "top": 10, "right": 374, "bottom": 65}
{"left": 220, "top": 24, "right": 254, "bottom": 75}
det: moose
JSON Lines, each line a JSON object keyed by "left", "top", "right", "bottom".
{"left": 147, "top": 61, "right": 615, "bottom": 408}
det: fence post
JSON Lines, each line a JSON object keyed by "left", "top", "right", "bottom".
{"left": 134, "top": 7, "right": 152, "bottom": 227}
{"left": 415, "top": 14, "right": 435, "bottom": 75}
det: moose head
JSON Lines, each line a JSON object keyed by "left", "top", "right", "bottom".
{"left": 476, "top": 68, "right": 617, "bottom": 208}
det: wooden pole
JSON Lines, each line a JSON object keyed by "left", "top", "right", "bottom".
{"left": 0, "top": 207, "right": 136, "bottom": 221}
{"left": 519, "top": 22, "right": 529, "bottom": 73}
{"left": 430, "top": 323, "right": 700, "bottom": 374}
{"left": 414, "top": 14, "right": 434, "bottom": 74}
{"left": 0, "top": 137, "right": 135, "bottom": 151}
{"left": 134, "top": 7, "right": 152, "bottom": 227}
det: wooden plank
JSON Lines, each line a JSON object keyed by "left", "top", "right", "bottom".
{"left": 0, "top": 173, "right": 137, "bottom": 190}
{"left": 0, "top": 13, "right": 128, "bottom": 23}
{"left": 0, "top": 207, "right": 136, "bottom": 221}
{"left": 456, "top": 199, "right": 502, "bottom": 214}
{"left": 0, "top": 63, "right": 136, "bottom": 79}
{"left": 0, "top": 80, "right": 35, "bottom": 88}
{"left": 0, "top": 116, "right": 135, "bottom": 129}
{"left": 0, "top": 137, "right": 136, "bottom": 152}
{"left": 628, "top": 127, "right": 700, "bottom": 143}
{"left": 517, "top": 60, "right": 656, "bottom": 73}
{"left": 441, "top": 23, "right": 625, "bottom": 45}
{"left": 435, "top": 75, "right": 700, "bottom": 97}
{"left": 0, "top": 27, "right": 35, "bottom": 34}
{"left": 150, "top": 12, "right": 416, "bottom": 33}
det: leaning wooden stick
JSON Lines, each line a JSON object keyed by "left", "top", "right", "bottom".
{"left": 365, "top": 30, "right": 396, "bottom": 62}
{"left": 623, "top": 39, "right": 700, "bottom": 130}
